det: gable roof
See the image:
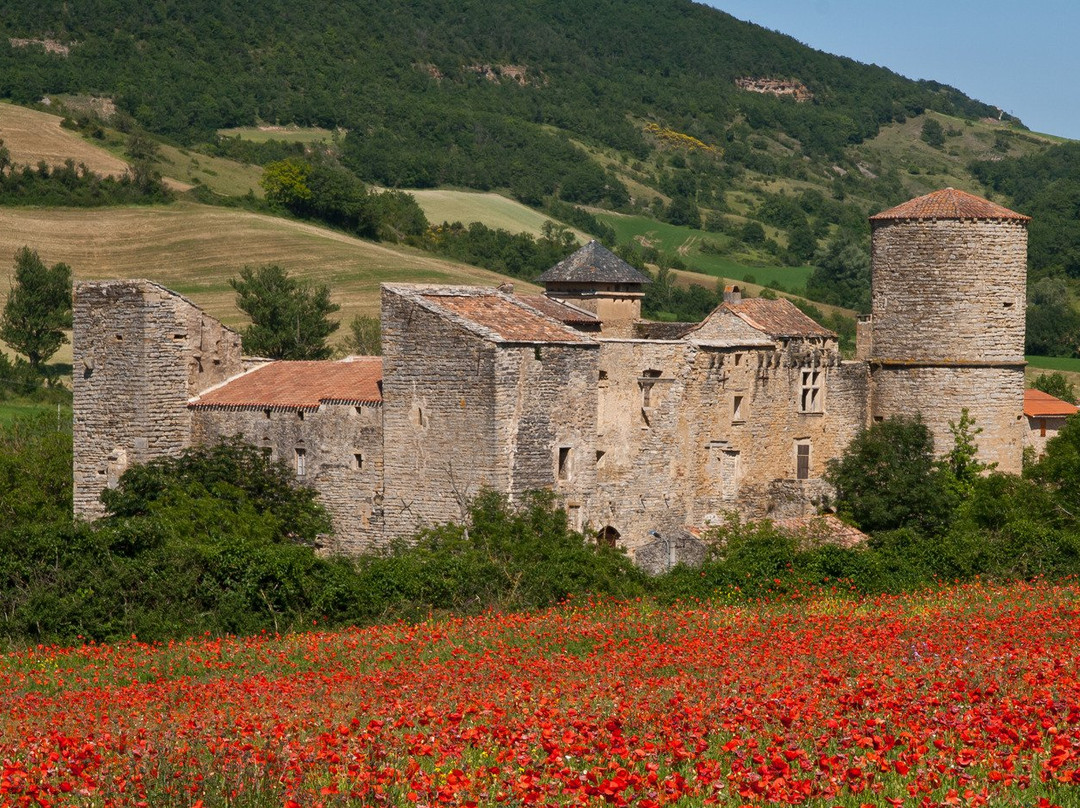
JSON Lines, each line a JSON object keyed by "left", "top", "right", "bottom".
{"left": 516, "top": 294, "right": 600, "bottom": 325}
{"left": 190, "top": 357, "right": 383, "bottom": 411}
{"left": 420, "top": 290, "right": 595, "bottom": 344}
{"left": 870, "top": 188, "right": 1029, "bottom": 222}
{"left": 720, "top": 297, "right": 834, "bottom": 339}
{"left": 536, "top": 240, "right": 652, "bottom": 285}
{"left": 1024, "top": 388, "right": 1079, "bottom": 418}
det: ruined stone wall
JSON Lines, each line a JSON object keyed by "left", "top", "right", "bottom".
{"left": 872, "top": 366, "right": 1024, "bottom": 473}
{"left": 494, "top": 344, "right": 598, "bottom": 519}
{"left": 682, "top": 347, "right": 868, "bottom": 525}
{"left": 380, "top": 290, "right": 503, "bottom": 537}
{"left": 590, "top": 340, "right": 698, "bottom": 551}
{"left": 588, "top": 338, "right": 869, "bottom": 554}
{"left": 73, "top": 281, "right": 242, "bottom": 517}
{"left": 871, "top": 219, "right": 1027, "bottom": 361}
{"left": 190, "top": 403, "right": 384, "bottom": 554}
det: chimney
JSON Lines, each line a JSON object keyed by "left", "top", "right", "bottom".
{"left": 723, "top": 284, "right": 741, "bottom": 304}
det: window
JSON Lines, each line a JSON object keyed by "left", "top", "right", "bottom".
{"left": 800, "top": 369, "right": 823, "bottom": 413}
{"left": 297, "top": 409, "right": 304, "bottom": 421}
{"left": 295, "top": 448, "right": 306, "bottom": 476}
{"left": 598, "top": 369, "right": 608, "bottom": 381}
{"left": 732, "top": 395, "right": 744, "bottom": 423}
{"left": 1040, "top": 418, "right": 1047, "bottom": 438}
{"left": 264, "top": 408, "right": 272, "bottom": 419}
{"left": 734, "top": 353, "right": 743, "bottom": 366}
{"left": 640, "top": 369, "right": 662, "bottom": 408}
{"left": 796, "top": 442, "right": 810, "bottom": 480}
{"left": 557, "top": 447, "right": 571, "bottom": 480}
{"left": 598, "top": 525, "right": 620, "bottom": 548}
{"left": 354, "top": 453, "right": 364, "bottom": 470}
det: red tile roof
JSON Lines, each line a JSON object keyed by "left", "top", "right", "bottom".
{"left": 1024, "top": 388, "right": 1078, "bottom": 418}
{"left": 191, "top": 357, "right": 383, "bottom": 410}
{"left": 516, "top": 294, "right": 600, "bottom": 325}
{"left": 723, "top": 297, "right": 834, "bottom": 338}
{"left": 773, "top": 514, "right": 869, "bottom": 549}
{"left": 423, "top": 293, "right": 592, "bottom": 343}
{"left": 870, "top": 188, "right": 1029, "bottom": 222}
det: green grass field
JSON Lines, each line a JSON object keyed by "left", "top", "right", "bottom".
{"left": 0, "top": 400, "right": 70, "bottom": 426}
{"left": 405, "top": 189, "right": 591, "bottom": 241}
{"left": 217, "top": 125, "right": 339, "bottom": 144}
{"left": 594, "top": 211, "right": 813, "bottom": 294}
{"left": 1027, "top": 355, "right": 1080, "bottom": 372}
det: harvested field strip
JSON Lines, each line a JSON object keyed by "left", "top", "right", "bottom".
{"left": 0, "top": 203, "right": 536, "bottom": 329}
{"left": 0, "top": 102, "right": 129, "bottom": 177}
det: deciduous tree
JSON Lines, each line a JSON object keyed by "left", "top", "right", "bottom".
{"left": 0, "top": 247, "right": 72, "bottom": 370}
{"left": 230, "top": 264, "right": 339, "bottom": 359}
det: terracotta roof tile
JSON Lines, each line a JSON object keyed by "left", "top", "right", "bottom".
{"left": 773, "top": 514, "right": 869, "bottom": 549}
{"left": 191, "top": 357, "right": 382, "bottom": 410}
{"left": 537, "top": 240, "right": 652, "bottom": 285}
{"left": 423, "top": 293, "right": 592, "bottom": 343}
{"left": 516, "top": 294, "right": 600, "bottom": 325}
{"left": 1024, "top": 388, "right": 1079, "bottom": 418}
{"left": 870, "top": 188, "right": 1029, "bottom": 222}
{"left": 723, "top": 297, "right": 834, "bottom": 338}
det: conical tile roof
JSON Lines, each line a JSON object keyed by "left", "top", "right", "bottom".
{"left": 870, "top": 187, "right": 1029, "bottom": 221}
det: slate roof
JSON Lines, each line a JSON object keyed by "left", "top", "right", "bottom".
{"left": 536, "top": 240, "right": 652, "bottom": 285}
{"left": 722, "top": 297, "right": 834, "bottom": 339}
{"left": 516, "top": 294, "right": 600, "bottom": 325}
{"left": 1024, "top": 388, "right": 1079, "bottom": 418}
{"left": 422, "top": 293, "right": 594, "bottom": 343}
{"left": 190, "top": 357, "right": 383, "bottom": 411}
{"left": 870, "top": 188, "right": 1029, "bottom": 222}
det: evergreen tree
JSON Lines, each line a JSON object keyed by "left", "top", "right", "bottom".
{"left": 0, "top": 247, "right": 72, "bottom": 370}
{"left": 230, "top": 264, "right": 340, "bottom": 359}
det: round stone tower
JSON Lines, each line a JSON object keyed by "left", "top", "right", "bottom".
{"left": 867, "top": 188, "right": 1029, "bottom": 473}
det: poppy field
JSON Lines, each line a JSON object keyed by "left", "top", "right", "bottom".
{"left": 1, "top": 581, "right": 1078, "bottom": 807}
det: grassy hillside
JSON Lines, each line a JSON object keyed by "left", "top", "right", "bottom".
{"left": 409, "top": 189, "right": 589, "bottom": 241}
{"left": 0, "top": 203, "right": 537, "bottom": 330}
{"left": 0, "top": 101, "right": 128, "bottom": 176}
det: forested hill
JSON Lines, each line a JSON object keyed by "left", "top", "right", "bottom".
{"left": 1, "top": 0, "right": 1007, "bottom": 161}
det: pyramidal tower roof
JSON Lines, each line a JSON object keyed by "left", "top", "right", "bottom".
{"left": 870, "top": 187, "right": 1029, "bottom": 222}
{"left": 537, "top": 240, "right": 652, "bottom": 285}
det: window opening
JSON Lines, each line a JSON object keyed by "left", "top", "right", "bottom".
{"left": 557, "top": 447, "right": 571, "bottom": 480}
{"left": 732, "top": 395, "right": 744, "bottom": 422}
{"left": 800, "top": 369, "right": 823, "bottom": 413}
{"left": 598, "top": 525, "right": 620, "bottom": 548}
{"left": 640, "top": 369, "right": 662, "bottom": 408}
{"left": 354, "top": 453, "right": 364, "bottom": 470}
{"left": 295, "top": 448, "right": 306, "bottom": 476}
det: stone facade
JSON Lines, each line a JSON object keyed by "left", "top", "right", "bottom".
{"left": 868, "top": 209, "right": 1028, "bottom": 474}
{"left": 73, "top": 280, "right": 243, "bottom": 517}
{"left": 71, "top": 189, "right": 1036, "bottom": 560}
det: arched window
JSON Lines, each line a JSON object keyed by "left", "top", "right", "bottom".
{"left": 598, "top": 525, "right": 621, "bottom": 548}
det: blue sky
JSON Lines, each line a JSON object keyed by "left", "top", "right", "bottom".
{"left": 701, "top": 1, "right": 1080, "bottom": 140}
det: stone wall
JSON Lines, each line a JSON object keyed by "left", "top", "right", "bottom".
{"left": 872, "top": 366, "right": 1025, "bottom": 473}
{"left": 190, "top": 403, "right": 384, "bottom": 554}
{"left": 73, "top": 280, "right": 242, "bottom": 517}
{"left": 871, "top": 219, "right": 1026, "bottom": 362}
{"left": 494, "top": 344, "right": 598, "bottom": 513}
{"left": 380, "top": 288, "right": 503, "bottom": 536}
{"left": 1025, "top": 415, "right": 1070, "bottom": 457}
{"left": 870, "top": 217, "right": 1027, "bottom": 473}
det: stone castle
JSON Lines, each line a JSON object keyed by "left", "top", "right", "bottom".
{"left": 72, "top": 188, "right": 1032, "bottom": 562}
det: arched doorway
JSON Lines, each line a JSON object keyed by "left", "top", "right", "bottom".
{"left": 598, "top": 525, "right": 621, "bottom": 548}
